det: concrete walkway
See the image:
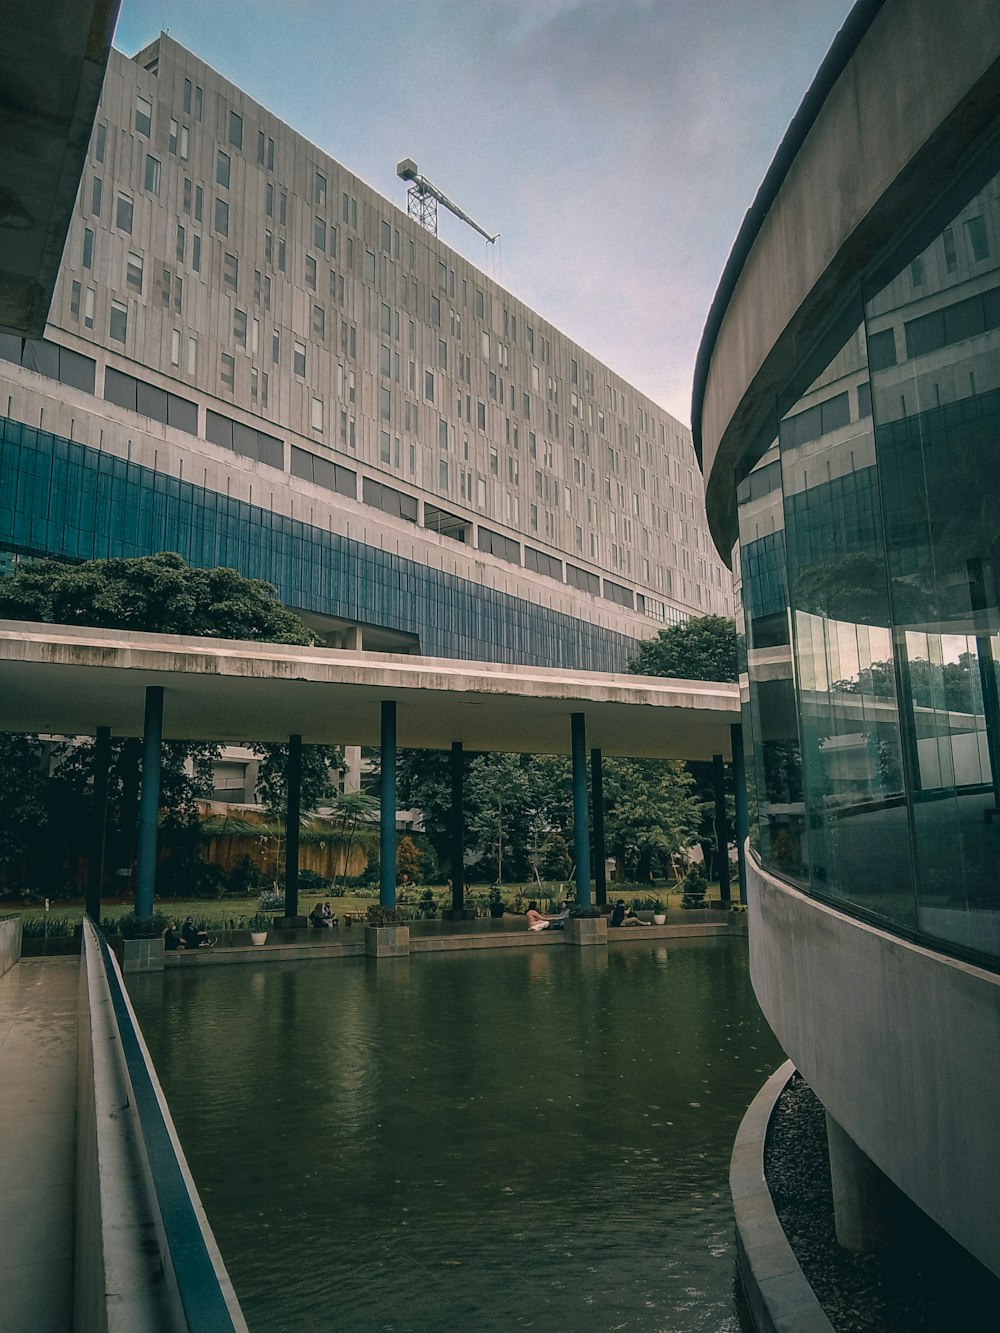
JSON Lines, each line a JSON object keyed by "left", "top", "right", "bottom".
{"left": 0, "top": 958, "right": 78, "bottom": 1332}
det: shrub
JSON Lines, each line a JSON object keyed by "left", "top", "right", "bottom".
{"left": 226, "top": 856, "right": 262, "bottom": 897}
{"left": 681, "top": 863, "right": 709, "bottom": 910}
{"left": 257, "top": 887, "right": 285, "bottom": 912}
{"left": 365, "top": 904, "right": 401, "bottom": 926}
{"left": 19, "top": 914, "right": 79, "bottom": 940}
{"left": 104, "top": 911, "right": 169, "bottom": 938}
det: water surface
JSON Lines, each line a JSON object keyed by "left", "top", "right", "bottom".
{"left": 130, "top": 936, "right": 782, "bottom": 1331}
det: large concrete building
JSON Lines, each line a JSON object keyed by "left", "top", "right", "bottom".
{"left": 695, "top": 0, "right": 1000, "bottom": 1299}
{"left": 0, "top": 33, "right": 731, "bottom": 673}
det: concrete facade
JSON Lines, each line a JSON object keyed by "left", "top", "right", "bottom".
{"left": 0, "top": 32, "right": 732, "bottom": 673}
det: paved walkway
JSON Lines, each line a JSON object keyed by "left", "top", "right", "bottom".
{"left": 0, "top": 958, "right": 78, "bottom": 1332}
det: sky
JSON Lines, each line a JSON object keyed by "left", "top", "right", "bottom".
{"left": 113, "top": 0, "right": 855, "bottom": 427}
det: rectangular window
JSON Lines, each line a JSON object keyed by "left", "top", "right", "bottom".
{"left": 380, "top": 430, "right": 391, "bottom": 463}
{"left": 83, "top": 287, "right": 95, "bottom": 329}
{"left": 251, "top": 317, "right": 259, "bottom": 355}
{"left": 266, "top": 183, "right": 273, "bottom": 218}
{"left": 109, "top": 299, "right": 127, "bottom": 343}
{"left": 194, "top": 86, "right": 203, "bottom": 120}
{"left": 314, "top": 215, "right": 325, "bottom": 251}
{"left": 95, "top": 122, "right": 106, "bottom": 162}
{"left": 182, "top": 177, "right": 192, "bottom": 214}
{"left": 380, "top": 386, "right": 391, "bottom": 421}
{"left": 279, "top": 189, "right": 287, "bottom": 226}
{"left": 278, "top": 236, "right": 286, "bottom": 272}
{"left": 82, "top": 228, "right": 94, "bottom": 269}
{"left": 438, "top": 418, "right": 449, "bottom": 449}
{"left": 293, "top": 340, "right": 306, "bottom": 376}
{"left": 943, "top": 226, "right": 957, "bottom": 273}
{"left": 221, "top": 353, "right": 235, "bottom": 388}
{"left": 477, "top": 400, "right": 486, "bottom": 429}
{"left": 380, "top": 344, "right": 391, "bottom": 376}
{"left": 966, "top": 215, "right": 990, "bottom": 262}
{"left": 126, "top": 251, "right": 143, "bottom": 292}
{"left": 264, "top": 229, "right": 273, "bottom": 263}
{"left": 233, "top": 309, "right": 247, "bottom": 346}
{"left": 223, "top": 252, "right": 238, "bottom": 290}
{"left": 424, "top": 370, "right": 435, "bottom": 402}
{"left": 228, "top": 110, "right": 243, "bottom": 149}
{"left": 187, "top": 336, "right": 197, "bottom": 373}
{"left": 272, "top": 328, "right": 280, "bottom": 363}
{"left": 115, "top": 193, "right": 133, "bottom": 233}
{"left": 176, "top": 223, "right": 185, "bottom": 262}
{"left": 312, "top": 397, "right": 324, "bottom": 432}
{"left": 194, "top": 184, "right": 203, "bottom": 222}
{"left": 312, "top": 304, "right": 325, "bottom": 339}
{"left": 305, "top": 255, "right": 317, "bottom": 290}
{"left": 439, "top": 459, "right": 449, "bottom": 490}
{"left": 364, "top": 249, "right": 375, "bottom": 283}
{"left": 171, "top": 329, "right": 180, "bottom": 366}
{"left": 214, "top": 197, "right": 229, "bottom": 236}
{"left": 431, "top": 296, "right": 441, "bottom": 327}
{"left": 135, "top": 94, "right": 152, "bottom": 137}
{"left": 475, "top": 289, "right": 485, "bottom": 319}
{"left": 192, "top": 235, "right": 201, "bottom": 272}
{"left": 438, "top": 338, "right": 447, "bottom": 370}
{"left": 70, "top": 280, "right": 81, "bottom": 318}
{"left": 183, "top": 79, "right": 192, "bottom": 114}
{"left": 315, "top": 171, "right": 327, "bottom": 206}
{"left": 381, "top": 219, "right": 391, "bottom": 252}
{"left": 216, "top": 150, "right": 231, "bottom": 188}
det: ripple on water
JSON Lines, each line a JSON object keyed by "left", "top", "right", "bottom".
{"left": 128, "top": 938, "right": 782, "bottom": 1332}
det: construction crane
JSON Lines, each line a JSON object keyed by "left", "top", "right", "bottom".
{"left": 397, "top": 159, "right": 498, "bottom": 244}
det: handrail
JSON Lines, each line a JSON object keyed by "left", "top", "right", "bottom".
{"left": 86, "top": 920, "right": 247, "bottom": 1331}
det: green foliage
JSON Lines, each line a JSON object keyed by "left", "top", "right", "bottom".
{"left": 603, "top": 758, "right": 706, "bottom": 881}
{"left": 627, "top": 614, "right": 738, "bottom": 682}
{"left": 365, "top": 904, "right": 402, "bottom": 926}
{"left": 396, "top": 834, "right": 424, "bottom": 883}
{"left": 18, "top": 914, "right": 79, "bottom": 939}
{"left": 226, "top": 856, "right": 262, "bottom": 896}
{"left": 105, "top": 910, "right": 169, "bottom": 938}
{"left": 0, "top": 734, "right": 48, "bottom": 876}
{"left": 681, "top": 863, "right": 709, "bottom": 910}
{"left": 257, "top": 887, "right": 285, "bottom": 912}
{"left": 0, "top": 552, "right": 318, "bottom": 644}
{"left": 250, "top": 742, "right": 342, "bottom": 818}
{"left": 248, "top": 912, "right": 270, "bottom": 933}
{"left": 538, "top": 831, "right": 571, "bottom": 881}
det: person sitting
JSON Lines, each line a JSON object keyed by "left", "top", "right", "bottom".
{"left": 610, "top": 899, "right": 648, "bottom": 927}
{"left": 181, "top": 916, "right": 214, "bottom": 948}
{"left": 309, "top": 903, "right": 328, "bottom": 929}
{"left": 162, "top": 921, "right": 185, "bottom": 951}
{"left": 526, "top": 901, "right": 565, "bottom": 931}
{"left": 321, "top": 901, "right": 338, "bottom": 926}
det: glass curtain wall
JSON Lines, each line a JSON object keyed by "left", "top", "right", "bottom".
{"left": 738, "top": 132, "right": 1000, "bottom": 967}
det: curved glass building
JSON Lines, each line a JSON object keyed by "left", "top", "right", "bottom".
{"left": 695, "top": 0, "right": 1000, "bottom": 1285}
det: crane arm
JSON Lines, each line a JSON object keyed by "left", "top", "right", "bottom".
{"left": 397, "top": 159, "right": 498, "bottom": 243}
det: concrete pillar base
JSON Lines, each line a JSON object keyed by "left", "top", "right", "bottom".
{"left": 365, "top": 925, "right": 410, "bottom": 957}
{"left": 566, "top": 916, "right": 607, "bottom": 947}
{"left": 826, "top": 1111, "right": 897, "bottom": 1252}
{"left": 122, "top": 938, "right": 164, "bottom": 973}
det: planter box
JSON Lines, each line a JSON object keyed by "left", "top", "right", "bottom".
{"left": 566, "top": 916, "right": 607, "bottom": 947}
{"left": 122, "top": 937, "right": 164, "bottom": 973}
{"left": 365, "top": 924, "right": 411, "bottom": 958}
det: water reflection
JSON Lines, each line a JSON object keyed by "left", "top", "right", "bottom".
{"left": 130, "top": 939, "right": 782, "bottom": 1332}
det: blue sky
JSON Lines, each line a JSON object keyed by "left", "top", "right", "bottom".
{"left": 114, "top": 0, "right": 854, "bottom": 425}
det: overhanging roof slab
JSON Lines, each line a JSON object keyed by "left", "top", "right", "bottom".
{"left": 0, "top": 622, "right": 738, "bottom": 760}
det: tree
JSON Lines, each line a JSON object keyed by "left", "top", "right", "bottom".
{"left": 0, "top": 552, "right": 318, "bottom": 644}
{"left": 627, "top": 614, "right": 738, "bottom": 682}
{"left": 602, "top": 759, "right": 706, "bottom": 881}
{"left": 466, "top": 754, "right": 534, "bottom": 886}
{"left": 396, "top": 835, "right": 423, "bottom": 884}
{"left": 250, "top": 743, "right": 342, "bottom": 819}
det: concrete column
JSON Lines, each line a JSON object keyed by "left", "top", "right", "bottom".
{"left": 342, "top": 744, "right": 362, "bottom": 793}
{"left": 284, "top": 734, "right": 302, "bottom": 919}
{"left": 826, "top": 1112, "right": 896, "bottom": 1252}
{"left": 135, "top": 686, "right": 164, "bottom": 919}
{"left": 591, "top": 747, "right": 607, "bottom": 906}
{"left": 713, "top": 752, "right": 731, "bottom": 905}
{"left": 450, "top": 741, "right": 465, "bottom": 915}
{"left": 87, "top": 726, "right": 112, "bottom": 922}
{"left": 731, "top": 722, "right": 749, "bottom": 905}
{"left": 571, "top": 712, "right": 591, "bottom": 908}
{"left": 380, "top": 701, "right": 397, "bottom": 909}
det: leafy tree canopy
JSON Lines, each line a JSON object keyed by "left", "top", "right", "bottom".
{"left": 627, "top": 614, "right": 737, "bottom": 682}
{"left": 0, "top": 552, "right": 317, "bottom": 645}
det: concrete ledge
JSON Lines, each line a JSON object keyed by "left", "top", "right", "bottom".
{"left": 0, "top": 915, "right": 22, "bottom": 977}
{"left": 731, "top": 1059, "right": 835, "bottom": 1333}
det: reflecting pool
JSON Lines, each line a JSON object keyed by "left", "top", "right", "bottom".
{"left": 129, "top": 937, "right": 783, "bottom": 1331}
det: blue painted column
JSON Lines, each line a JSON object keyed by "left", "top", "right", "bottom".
{"left": 571, "top": 712, "right": 591, "bottom": 907}
{"left": 713, "top": 752, "right": 732, "bottom": 905}
{"left": 731, "top": 722, "right": 749, "bottom": 906}
{"left": 450, "top": 741, "right": 465, "bottom": 916}
{"left": 87, "top": 726, "right": 112, "bottom": 921}
{"left": 380, "top": 701, "right": 397, "bottom": 909}
{"left": 135, "top": 686, "right": 164, "bottom": 919}
{"left": 284, "top": 734, "right": 302, "bottom": 919}
{"left": 591, "top": 747, "right": 607, "bottom": 906}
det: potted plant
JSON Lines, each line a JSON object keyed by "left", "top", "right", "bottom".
{"left": 248, "top": 912, "right": 270, "bottom": 945}
{"left": 488, "top": 885, "right": 507, "bottom": 919}
{"left": 651, "top": 898, "right": 667, "bottom": 925}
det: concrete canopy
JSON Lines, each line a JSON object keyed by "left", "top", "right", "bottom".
{"left": 0, "top": 0, "right": 120, "bottom": 336}
{"left": 0, "top": 621, "right": 739, "bottom": 759}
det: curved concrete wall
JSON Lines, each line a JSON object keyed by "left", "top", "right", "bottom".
{"left": 747, "top": 856, "right": 1000, "bottom": 1278}
{"left": 0, "top": 916, "right": 22, "bottom": 978}
{"left": 696, "top": 0, "right": 1000, "bottom": 558}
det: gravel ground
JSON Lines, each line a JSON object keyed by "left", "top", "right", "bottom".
{"left": 763, "top": 1073, "right": 998, "bottom": 1332}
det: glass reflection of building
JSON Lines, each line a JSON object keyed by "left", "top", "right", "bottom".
{"left": 696, "top": 0, "right": 1000, "bottom": 1298}
{"left": 738, "top": 151, "right": 1000, "bottom": 967}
